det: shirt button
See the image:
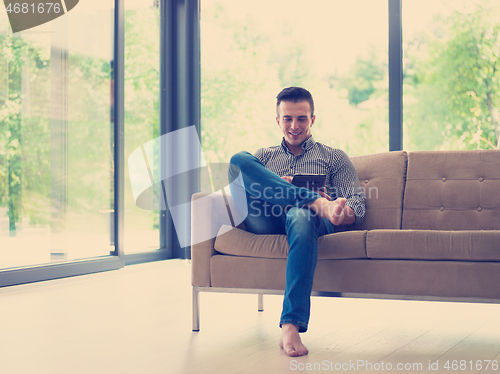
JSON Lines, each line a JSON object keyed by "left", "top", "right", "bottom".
{"left": 440, "top": 206, "right": 445, "bottom": 211}
{"left": 479, "top": 177, "right": 484, "bottom": 182}
{"left": 477, "top": 207, "right": 482, "bottom": 212}
{"left": 442, "top": 177, "right": 446, "bottom": 182}
{"left": 364, "top": 179, "right": 369, "bottom": 184}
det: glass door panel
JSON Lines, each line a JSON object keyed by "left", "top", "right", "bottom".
{"left": 0, "top": 0, "right": 115, "bottom": 269}
{"left": 123, "top": 0, "right": 160, "bottom": 254}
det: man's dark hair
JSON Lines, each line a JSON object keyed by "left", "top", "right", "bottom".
{"left": 276, "top": 87, "right": 315, "bottom": 117}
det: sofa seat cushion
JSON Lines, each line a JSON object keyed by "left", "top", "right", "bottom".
{"left": 214, "top": 225, "right": 367, "bottom": 260}
{"left": 367, "top": 229, "right": 500, "bottom": 261}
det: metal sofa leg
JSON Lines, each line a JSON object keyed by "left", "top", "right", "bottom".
{"left": 193, "top": 287, "right": 200, "bottom": 331}
{"left": 258, "top": 293, "right": 264, "bottom": 312}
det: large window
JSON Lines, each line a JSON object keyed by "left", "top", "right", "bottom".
{"left": 403, "top": 0, "right": 500, "bottom": 150}
{"left": 2, "top": 0, "right": 497, "bottom": 282}
{"left": 0, "top": 1, "right": 115, "bottom": 269}
{"left": 200, "top": 0, "right": 389, "bottom": 161}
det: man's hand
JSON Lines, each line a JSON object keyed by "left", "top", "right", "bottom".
{"left": 283, "top": 177, "right": 330, "bottom": 196}
{"left": 284, "top": 177, "right": 332, "bottom": 201}
{"left": 317, "top": 187, "right": 331, "bottom": 201}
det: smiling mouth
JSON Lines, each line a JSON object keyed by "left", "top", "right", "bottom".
{"left": 289, "top": 132, "right": 302, "bottom": 136}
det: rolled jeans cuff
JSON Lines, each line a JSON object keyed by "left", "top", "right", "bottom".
{"left": 280, "top": 319, "right": 308, "bottom": 333}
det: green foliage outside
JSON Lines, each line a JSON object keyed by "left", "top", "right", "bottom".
{"left": 123, "top": 6, "right": 160, "bottom": 232}
{"left": 0, "top": 31, "right": 47, "bottom": 232}
{"left": 404, "top": 1, "right": 500, "bottom": 150}
{"left": 339, "top": 48, "right": 387, "bottom": 106}
{"left": 0, "top": 17, "right": 113, "bottom": 235}
{"left": 200, "top": 2, "right": 390, "bottom": 162}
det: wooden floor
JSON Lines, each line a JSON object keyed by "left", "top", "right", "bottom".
{"left": 1, "top": 259, "right": 500, "bottom": 374}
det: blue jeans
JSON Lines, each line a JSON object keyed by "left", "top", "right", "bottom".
{"left": 229, "top": 151, "right": 335, "bottom": 332}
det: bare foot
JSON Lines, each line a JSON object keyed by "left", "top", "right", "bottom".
{"left": 279, "top": 323, "right": 308, "bottom": 356}
{"left": 308, "top": 197, "right": 346, "bottom": 225}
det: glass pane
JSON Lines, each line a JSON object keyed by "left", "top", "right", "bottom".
{"left": 403, "top": 0, "right": 500, "bottom": 150}
{"left": 201, "top": 0, "right": 388, "bottom": 162}
{"left": 0, "top": 1, "right": 115, "bottom": 269}
{"left": 124, "top": 0, "right": 160, "bottom": 253}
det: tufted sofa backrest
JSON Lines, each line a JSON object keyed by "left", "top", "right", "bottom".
{"left": 350, "top": 151, "right": 408, "bottom": 231}
{"left": 402, "top": 150, "right": 500, "bottom": 230}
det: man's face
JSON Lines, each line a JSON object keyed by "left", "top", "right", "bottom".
{"left": 276, "top": 100, "right": 315, "bottom": 150}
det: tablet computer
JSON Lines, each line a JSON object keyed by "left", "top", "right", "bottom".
{"left": 291, "top": 174, "right": 326, "bottom": 191}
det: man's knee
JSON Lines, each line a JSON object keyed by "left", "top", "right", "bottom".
{"left": 229, "top": 151, "right": 253, "bottom": 167}
{"left": 229, "top": 151, "right": 257, "bottom": 180}
{"left": 228, "top": 152, "right": 245, "bottom": 179}
{"left": 285, "top": 207, "right": 320, "bottom": 229}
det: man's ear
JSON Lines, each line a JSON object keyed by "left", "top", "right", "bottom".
{"left": 311, "top": 115, "right": 316, "bottom": 126}
{"left": 276, "top": 116, "right": 280, "bottom": 126}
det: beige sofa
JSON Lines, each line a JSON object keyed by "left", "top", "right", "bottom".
{"left": 191, "top": 150, "right": 500, "bottom": 331}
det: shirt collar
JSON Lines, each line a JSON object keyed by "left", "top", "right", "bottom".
{"left": 301, "top": 136, "right": 316, "bottom": 151}
{"left": 281, "top": 136, "right": 316, "bottom": 155}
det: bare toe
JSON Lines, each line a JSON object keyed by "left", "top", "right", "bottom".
{"left": 280, "top": 324, "right": 308, "bottom": 357}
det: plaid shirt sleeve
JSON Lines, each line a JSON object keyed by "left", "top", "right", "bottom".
{"left": 329, "top": 150, "right": 366, "bottom": 225}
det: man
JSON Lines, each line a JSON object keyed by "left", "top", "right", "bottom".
{"left": 228, "top": 87, "right": 365, "bottom": 356}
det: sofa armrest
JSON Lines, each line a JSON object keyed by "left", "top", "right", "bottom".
{"left": 191, "top": 189, "right": 243, "bottom": 286}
